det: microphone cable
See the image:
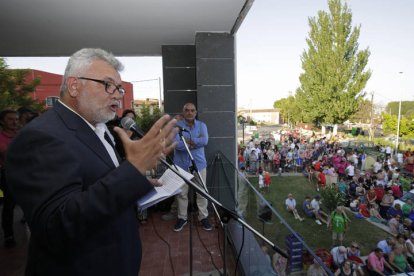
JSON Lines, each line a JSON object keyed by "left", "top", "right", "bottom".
{"left": 149, "top": 214, "right": 176, "bottom": 276}
{"left": 234, "top": 224, "right": 245, "bottom": 276}
{"left": 194, "top": 215, "right": 221, "bottom": 275}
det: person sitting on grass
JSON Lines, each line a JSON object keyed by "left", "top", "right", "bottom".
{"left": 358, "top": 201, "right": 370, "bottom": 218}
{"left": 349, "top": 198, "right": 359, "bottom": 212}
{"left": 390, "top": 181, "right": 403, "bottom": 199}
{"left": 367, "top": 247, "right": 395, "bottom": 276}
{"left": 285, "top": 193, "right": 304, "bottom": 222}
{"left": 377, "top": 237, "right": 396, "bottom": 257}
{"left": 303, "top": 196, "right": 315, "bottom": 218}
{"left": 386, "top": 203, "right": 403, "bottom": 222}
{"left": 402, "top": 199, "right": 413, "bottom": 217}
{"left": 380, "top": 190, "right": 394, "bottom": 218}
{"left": 388, "top": 243, "right": 414, "bottom": 273}
{"left": 337, "top": 176, "right": 348, "bottom": 195}
{"left": 388, "top": 214, "right": 401, "bottom": 236}
{"left": 331, "top": 246, "right": 348, "bottom": 269}
{"left": 366, "top": 185, "right": 377, "bottom": 206}
{"left": 307, "top": 257, "right": 328, "bottom": 276}
{"left": 405, "top": 233, "right": 414, "bottom": 266}
{"left": 334, "top": 259, "right": 356, "bottom": 276}
{"left": 369, "top": 203, "right": 387, "bottom": 224}
{"left": 310, "top": 195, "right": 328, "bottom": 225}
{"left": 347, "top": 242, "right": 361, "bottom": 258}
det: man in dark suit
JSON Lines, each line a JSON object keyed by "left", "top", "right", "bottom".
{"left": 6, "top": 48, "right": 177, "bottom": 275}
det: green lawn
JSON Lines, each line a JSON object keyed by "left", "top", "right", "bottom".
{"left": 243, "top": 175, "right": 390, "bottom": 256}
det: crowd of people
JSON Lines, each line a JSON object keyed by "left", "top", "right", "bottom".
{"left": 0, "top": 108, "right": 38, "bottom": 248}
{"left": 238, "top": 129, "right": 414, "bottom": 275}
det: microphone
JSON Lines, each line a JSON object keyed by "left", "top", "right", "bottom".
{"left": 178, "top": 127, "right": 189, "bottom": 133}
{"left": 121, "top": 117, "right": 189, "bottom": 136}
{"left": 120, "top": 117, "right": 145, "bottom": 138}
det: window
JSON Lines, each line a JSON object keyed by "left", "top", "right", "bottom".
{"left": 46, "top": 96, "right": 59, "bottom": 107}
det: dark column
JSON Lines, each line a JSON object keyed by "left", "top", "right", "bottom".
{"left": 162, "top": 45, "right": 197, "bottom": 116}
{"left": 195, "top": 32, "right": 237, "bottom": 209}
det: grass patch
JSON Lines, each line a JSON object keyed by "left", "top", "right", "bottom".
{"left": 243, "top": 175, "right": 390, "bottom": 256}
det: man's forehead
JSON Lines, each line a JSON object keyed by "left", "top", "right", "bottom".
{"left": 184, "top": 104, "right": 196, "bottom": 110}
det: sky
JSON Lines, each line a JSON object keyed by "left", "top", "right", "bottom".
{"left": 4, "top": 0, "right": 414, "bottom": 110}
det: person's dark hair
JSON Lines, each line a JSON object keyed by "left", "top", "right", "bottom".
{"left": 0, "top": 109, "right": 17, "bottom": 122}
{"left": 122, "top": 109, "right": 136, "bottom": 118}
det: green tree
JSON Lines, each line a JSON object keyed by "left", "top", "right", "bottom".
{"left": 295, "top": 0, "right": 371, "bottom": 125}
{"left": 382, "top": 113, "right": 414, "bottom": 138}
{"left": 349, "top": 98, "right": 373, "bottom": 123}
{"left": 0, "top": 58, "right": 43, "bottom": 112}
{"left": 273, "top": 95, "right": 302, "bottom": 125}
{"left": 386, "top": 101, "right": 414, "bottom": 119}
{"left": 136, "top": 104, "right": 162, "bottom": 132}
{"left": 320, "top": 186, "right": 346, "bottom": 212}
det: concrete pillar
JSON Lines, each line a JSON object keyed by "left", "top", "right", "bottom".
{"left": 162, "top": 45, "right": 197, "bottom": 116}
{"left": 195, "top": 32, "right": 237, "bottom": 209}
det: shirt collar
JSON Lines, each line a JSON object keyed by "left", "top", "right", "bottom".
{"left": 59, "top": 100, "right": 95, "bottom": 131}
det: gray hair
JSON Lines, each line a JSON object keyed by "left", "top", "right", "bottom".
{"left": 60, "top": 48, "right": 124, "bottom": 96}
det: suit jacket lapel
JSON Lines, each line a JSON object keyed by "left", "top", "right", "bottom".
{"left": 54, "top": 101, "right": 116, "bottom": 168}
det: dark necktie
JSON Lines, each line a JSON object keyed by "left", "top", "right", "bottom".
{"left": 104, "top": 132, "right": 122, "bottom": 163}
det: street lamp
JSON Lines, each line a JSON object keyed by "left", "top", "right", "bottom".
{"left": 396, "top": 72, "right": 403, "bottom": 154}
{"left": 240, "top": 117, "right": 246, "bottom": 145}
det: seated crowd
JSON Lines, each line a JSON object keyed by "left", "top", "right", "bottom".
{"left": 239, "top": 130, "right": 414, "bottom": 275}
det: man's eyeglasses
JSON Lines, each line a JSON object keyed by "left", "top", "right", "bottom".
{"left": 78, "top": 77, "right": 126, "bottom": 96}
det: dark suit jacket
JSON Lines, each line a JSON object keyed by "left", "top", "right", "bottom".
{"left": 6, "top": 101, "right": 154, "bottom": 276}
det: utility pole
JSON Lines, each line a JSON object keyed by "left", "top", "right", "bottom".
{"left": 369, "top": 92, "right": 374, "bottom": 141}
{"left": 396, "top": 72, "right": 403, "bottom": 154}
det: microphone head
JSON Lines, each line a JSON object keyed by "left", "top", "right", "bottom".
{"left": 120, "top": 117, "right": 136, "bottom": 130}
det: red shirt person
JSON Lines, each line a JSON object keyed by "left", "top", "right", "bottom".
{"left": 318, "top": 169, "right": 326, "bottom": 187}
{"left": 0, "top": 109, "right": 19, "bottom": 248}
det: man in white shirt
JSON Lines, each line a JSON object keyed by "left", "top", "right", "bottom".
{"left": 385, "top": 146, "right": 392, "bottom": 158}
{"left": 310, "top": 195, "right": 328, "bottom": 225}
{"left": 285, "top": 193, "right": 304, "bottom": 221}
{"left": 345, "top": 163, "right": 355, "bottom": 180}
{"left": 373, "top": 158, "right": 382, "bottom": 173}
{"left": 331, "top": 246, "right": 348, "bottom": 269}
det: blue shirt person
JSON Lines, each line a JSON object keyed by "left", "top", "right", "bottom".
{"left": 173, "top": 103, "right": 212, "bottom": 232}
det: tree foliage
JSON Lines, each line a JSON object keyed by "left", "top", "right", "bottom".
{"left": 349, "top": 98, "right": 373, "bottom": 123}
{"left": 386, "top": 101, "right": 414, "bottom": 119}
{"left": 273, "top": 95, "right": 302, "bottom": 125}
{"left": 136, "top": 104, "right": 162, "bottom": 132}
{"left": 320, "top": 186, "right": 346, "bottom": 212}
{"left": 0, "top": 57, "right": 43, "bottom": 112}
{"left": 382, "top": 113, "right": 414, "bottom": 138}
{"left": 295, "top": 0, "right": 371, "bottom": 125}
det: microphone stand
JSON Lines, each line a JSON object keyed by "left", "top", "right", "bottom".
{"left": 177, "top": 129, "right": 223, "bottom": 276}
{"left": 160, "top": 158, "right": 289, "bottom": 267}
{"left": 124, "top": 122, "right": 288, "bottom": 272}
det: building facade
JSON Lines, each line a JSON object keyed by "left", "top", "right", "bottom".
{"left": 23, "top": 69, "right": 134, "bottom": 117}
{"left": 238, "top": 108, "right": 281, "bottom": 125}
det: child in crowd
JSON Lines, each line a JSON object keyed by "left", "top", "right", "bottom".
{"left": 258, "top": 171, "right": 264, "bottom": 192}
{"left": 264, "top": 171, "right": 271, "bottom": 192}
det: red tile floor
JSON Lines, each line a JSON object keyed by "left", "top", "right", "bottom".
{"left": 0, "top": 206, "right": 236, "bottom": 276}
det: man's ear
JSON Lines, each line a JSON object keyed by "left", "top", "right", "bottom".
{"left": 67, "top": 77, "right": 79, "bottom": 97}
